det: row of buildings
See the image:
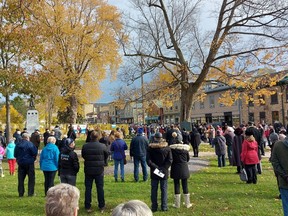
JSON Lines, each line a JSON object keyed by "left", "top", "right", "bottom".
{"left": 84, "top": 72, "right": 288, "bottom": 128}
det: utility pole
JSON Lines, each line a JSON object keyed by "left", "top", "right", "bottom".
{"left": 140, "top": 57, "right": 145, "bottom": 125}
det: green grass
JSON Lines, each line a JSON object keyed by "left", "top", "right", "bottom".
{"left": 0, "top": 151, "right": 282, "bottom": 215}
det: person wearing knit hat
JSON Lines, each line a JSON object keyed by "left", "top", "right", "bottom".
{"left": 58, "top": 138, "right": 79, "bottom": 186}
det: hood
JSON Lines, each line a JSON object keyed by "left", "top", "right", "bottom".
{"left": 149, "top": 141, "right": 168, "bottom": 148}
{"left": 169, "top": 143, "right": 190, "bottom": 151}
{"left": 245, "top": 135, "right": 255, "bottom": 142}
{"left": 45, "top": 143, "right": 57, "bottom": 151}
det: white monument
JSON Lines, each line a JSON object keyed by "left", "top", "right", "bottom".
{"left": 26, "top": 95, "right": 39, "bottom": 134}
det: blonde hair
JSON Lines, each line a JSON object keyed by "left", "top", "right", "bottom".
{"left": 45, "top": 183, "right": 80, "bottom": 216}
{"left": 115, "top": 131, "right": 122, "bottom": 139}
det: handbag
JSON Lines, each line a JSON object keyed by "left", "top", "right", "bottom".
{"left": 240, "top": 168, "right": 248, "bottom": 181}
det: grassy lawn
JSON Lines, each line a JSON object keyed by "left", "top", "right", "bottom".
{"left": 0, "top": 142, "right": 282, "bottom": 216}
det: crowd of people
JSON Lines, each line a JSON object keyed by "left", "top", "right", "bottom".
{"left": 0, "top": 120, "right": 288, "bottom": 215}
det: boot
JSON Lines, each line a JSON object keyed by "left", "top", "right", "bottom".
{"left": 183, "top": 194, "right": 192, "bottom": 208}
{"left": 172, "top": 194, "right": 181, "bottom": 208}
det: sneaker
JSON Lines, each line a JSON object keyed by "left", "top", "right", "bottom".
{"left": 86, "top": 209, "right": 93, "bottom": 213}
{"left": 100, "top": 207, "right": 105, "bottom": 213}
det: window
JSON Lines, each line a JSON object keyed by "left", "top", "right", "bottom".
{"left": 192, "top": 103, "right": 195, "bottom": 110}
{"left": 271, "top": 93, "right": 278, "bottom": 104}
{"left": 248, "top": 113, "right": 254, "bottom": 122}
{"left": 248, "top": 93, "right": 254, "bottom": 107}
{"left": 209, "top": 95, "right": 215, "bottom": 108}
{"left": 258, "top": 95, "right": 265, "bottom": 105}
{"left": 259, "top": 112, "right": 265, "bottom": 122}
{"left": 175, "top": 105, "right": 178, "bottom": 110}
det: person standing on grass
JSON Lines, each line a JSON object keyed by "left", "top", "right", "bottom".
{"left": 213, "top": 130, "right": 227, "bottom": 167}
{"left": 232, "top": 127, "right": 244, "bottom": 174}
{"left": 110, "top": 131, "right": 128, "bottom": 182}
{"left": 0, "top": 143, "right": 5, "bottom": 177}
{"left": 58, "top": 138, "right": 79, "bottom": 186}
{"left": 82, "top": 130, "right": 109, "bottom": 213}
{"left": 146, "top": 132, "right": 172, "bottom": 212}
{"left": 189, "top": 126, "right": 201, "bottom": 157}
{"left": 241, "top": 130, "right": 259, "bottom": 184}
{"left": 40, "top": 136, "right": 60, "bottom": 196}
{"left": 130, "top": 128, "right": 149, "bottom": 182}
{"left": 5, "top": 139, "right": 16, "bottom": 175}
{"left": 14, "top": 133, "right": 38, "bottom": 197}
{"left": 271, "top": 136, "right": 288, "bottom": 216}
{"left": 170, "top": 133, "right": 192, "bottom": 209}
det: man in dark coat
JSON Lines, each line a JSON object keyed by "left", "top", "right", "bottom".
{"left": 81, "top": 130, "right": 108, "bottom": 213}
{"left": 43, "top": 128, "right": 50, "bottom": 146}
{"left": 130, "top": 128, "right": 149, "bottom": 182}
{"left": 30, "top": 129, "right": 41, "bottom": 153}
{"left": 189, "top": 127, "right": 201, "bottom": 157}
{"left": 146, "top": 132, "right": 172, "bottom": 212}
{"left": 14, "top": 133, "right": 38, "bottom": 197}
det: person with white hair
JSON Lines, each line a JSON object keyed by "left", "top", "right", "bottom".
{"left": 45, "top": 183, "right": 80, "bottom": 216}
{"left": 40, "top": 136, "right": 60, "bottom": 195}
{"left": 111, "top": 200, "right": 153, "bottom": 216}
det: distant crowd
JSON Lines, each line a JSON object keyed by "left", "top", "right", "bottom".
{"left": 0, "top": 120, "right": 288, "bottom": 215}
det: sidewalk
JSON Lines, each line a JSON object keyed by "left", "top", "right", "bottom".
{"left": 75, "top": 148, "right": 271, "bottom": 175}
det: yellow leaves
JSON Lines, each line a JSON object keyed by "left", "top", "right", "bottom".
{"left": 0, "top": 105, "right": 24, "bottom": 124}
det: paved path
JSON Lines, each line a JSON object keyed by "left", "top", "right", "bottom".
{"left": 76, "top": 149, "right": 271, "bottom": 175}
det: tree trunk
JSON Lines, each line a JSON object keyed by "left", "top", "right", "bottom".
{"left": 5, "top": 93, "right": 11, "bottom": 142}
{"left": 68, "top": 95, "right": 77, "bottom": 124}
{"left": 180, "top": 84, "right": 194, "bottom": 122}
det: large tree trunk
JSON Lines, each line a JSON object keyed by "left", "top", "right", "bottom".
{"left": 5, "top": 93, "right": 10, "bottom": 142}
{"left": 180, "top": 84, "right": 194, "bottom": 122}
{"left": 68, "top": 95, "right": 77, "bottom": 124}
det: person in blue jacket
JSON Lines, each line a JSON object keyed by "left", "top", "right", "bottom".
{"left": 14, "top": 133, "right": 38, "bottom": 197}
{"left": 40, "top": 136, "right": 60, "bottom": 196}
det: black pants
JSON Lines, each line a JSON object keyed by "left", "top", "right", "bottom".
{"left": 192, "top": 144, "right": 199, "bottom": 157}
{"left": 174, "top": 178, "right": 188, "bottom": 194}
{"left": 245, "top": 164, "right": 257, "bottom": 184}
{"left": 43, "top": 171, "right": 57, "bottom": 195}
{"left": 18, "top": 164, "right": 35, "bottom": 196}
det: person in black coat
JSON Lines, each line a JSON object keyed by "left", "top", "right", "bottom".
{"left": 146, "top": 132, "right": 172, "bottom": 212}
{"left": 181, "top": 128, "right": 190, "bottom": 144}
{"left": 67, "top": 126, "right": 77, "bottom": 141}
{"left": 189, "top": 127, "right": 201, "bottom": 157}
{"left": 58, "top": 138, "right": 79, "bottom": 186}
{"left": 82, "top": 130, "right": 109, "bottom": 213}
{"left": 170, "top": 134, "right": 192, "bottom": 209}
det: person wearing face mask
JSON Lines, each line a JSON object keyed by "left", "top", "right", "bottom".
{"left": 58, "top": 138, "right": 80, "bottom": 186}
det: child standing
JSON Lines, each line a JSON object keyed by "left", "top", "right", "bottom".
{"left": 5, "top": 139, "right": 16, "bottom": 175}
{"left": 0, "top": 143, "right": 5, "bottom": 177}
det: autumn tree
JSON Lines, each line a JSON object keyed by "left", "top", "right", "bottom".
{"left": 0, "top": 0, "right": 43, "bottom": 140}
{"left": 120, "top": 0, "right": 288, "bottom": 122}
{"left": 30, "top": 0, "right": 124, "bottom": 124}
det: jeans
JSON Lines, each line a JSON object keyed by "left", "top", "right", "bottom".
{"left": 18, "top": 164, "right": 35, "bottom": 196}
{"left": 280, "top": 188, "right": 288, "bottom": 216}
{"left": 151, "top": 179, "right": 168, "bottom": 211}
{"left": 43, "top": 171, "right": 57, "bottom": 195}
{"left": 133, "top": 156, "right": 148, "bottom": 181}
{"left": 174, "top": 178, "right": 188, "bottom": 194}
{"left": 84, "top": 173, "right": 105, "bottom": 210}
{"left": 114, "top": 159, "right": 125, "bottom": 180}
{"left": 217, "top": 155, "right": 226, "bottom": 167}
{"left": 227, "top": 145, "right": 232, "bottom": 165}
{"left": 60, "top": 174, "right": 77, "bottom": 186}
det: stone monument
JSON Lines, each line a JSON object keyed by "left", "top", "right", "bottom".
{"left": 26, "top": 95, "right": 39, "bottom": 134}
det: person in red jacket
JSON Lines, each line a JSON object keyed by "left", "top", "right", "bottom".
{"left": 241, "top": 129, "right": 259, "bottom": 184}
